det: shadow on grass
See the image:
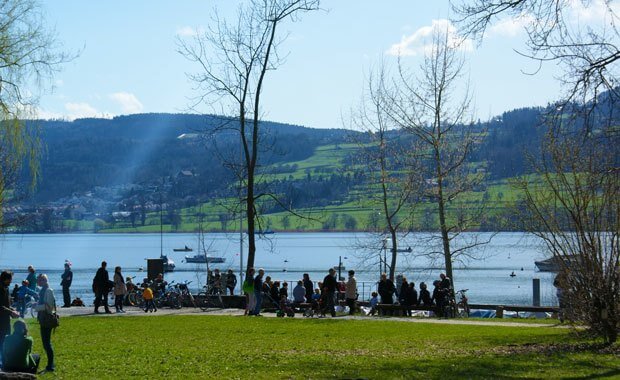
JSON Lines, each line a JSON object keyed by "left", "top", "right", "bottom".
{"left": 304, "top": 343, "right": 620, "bottom": 379}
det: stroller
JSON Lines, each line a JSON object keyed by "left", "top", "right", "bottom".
{"left": 276, "top": 295, "right": 295, "bottom": 318}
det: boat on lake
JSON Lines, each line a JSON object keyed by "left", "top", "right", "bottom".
{"left": 535, "top": 255, "right": 578, "bottom": 272}
{"left": 161, "top": 253, "right": 176, "bottom": 272}
{"left": 173, "top": 245, "right": 193, "bottom": 252}
{"left": 184, "top": 253, "right": 225, "bottom": 264}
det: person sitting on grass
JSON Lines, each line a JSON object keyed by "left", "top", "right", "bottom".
{"left": 2, "top": 320, "right": 40, "bottom": 374}
{"left": 16, "top": 281, "right": 38, "bottom": 318}
{"left": 369, "top": 292, "right": 379, "bottom": 316}
{"left": 143, "top": 286, "right": 156, "bottom": 313}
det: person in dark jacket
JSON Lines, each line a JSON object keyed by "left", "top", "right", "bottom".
{"left": 60, "top": 262, "right": 73, "bottom": 308}
{"left": 0, "top": 271, "right": 19, "bottom": 367}
{"left": 322, "top": 268, "right": 337, "bottom": 317}
{"left": 378, "top": 273, "right": 396, "bottom": 304}
{"left": 303, "top": 273, "right": 313, "bottom": 303}
{"left": 431, "top": 280, "right": 446, "bottom": 317}
{"left": 252, "top": 269, "right": 265, "bottom": 316}
{"left": 418, "top": 282, "right": 432, "bottom": 306}
{"left": 408, "top": 282, "right": 419, "bottom": 307}
{"left": 399, "top": 277, "right": 412, "bottom": 316}
{"left": 93, "top": 261, "right": 111, "bottom": 314}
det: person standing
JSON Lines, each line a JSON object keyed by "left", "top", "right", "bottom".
{"left": 345, "top": 270, "right": 357, "bottom": 315}
{"left": 252, "top": 268, "right": 265, "bottom": 316}
{"left": 243, "top": 268, "right": 255, "bottom": 316}
{"left": 60, "top": 262, "right": 73, "bottom": 308}
{"left": 303, "top": 273, "right": 313, "bottom": 303}
{"left": 399, "top": 277, "right": 412, "bottom": 316}
{"left": 0, "top": 271, "right": 19, "bottom": 368}
{"left": 25, "top": 266, "right": 37, "bottom": 292}
{"left": 35, "top": 274, "right": 55, "bottom": 373}
{"left": 93, "top": 261, "right": 111, "bottom": 314}
{"left": 226, "top": 269, "right": 237, "bottom": 296}
{"left": 113, "top": 266, "right": 127, "bottom": 313}
{"left": 378, "top": 273, "right": 395, "bottom": 304}
{"left": 322, "top": 268, "right": 337, "bottom": 317}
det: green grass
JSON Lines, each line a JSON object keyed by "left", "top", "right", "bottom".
{"left": 27, "top": 315, "right": 619, "bottom": 379}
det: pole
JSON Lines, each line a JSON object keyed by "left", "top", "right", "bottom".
{"left": 533, "top": 278, "right": 541, "bottom": 306}
{"left": 238, "top": 116, "right": 244, "bottom": 296}
{"left": 338, "top": 256, "right": 342, "bottom": 280}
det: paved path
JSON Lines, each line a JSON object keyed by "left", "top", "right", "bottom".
{"left": 53, "top": 306, "right": 566, "bottom": 328}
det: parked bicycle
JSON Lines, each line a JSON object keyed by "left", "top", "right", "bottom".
{"left": 197, "top": 283, "right": 224, "bottom": 310}
{"left": 174, "top": 281, "right": 196, "bottom": 308}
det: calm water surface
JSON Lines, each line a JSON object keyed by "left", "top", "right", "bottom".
{"left": 0, "top": 232, "right": 558, "bottom": 306}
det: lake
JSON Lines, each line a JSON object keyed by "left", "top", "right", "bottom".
{"left": 0, "top": 232, "right": 558, "bottom": 306}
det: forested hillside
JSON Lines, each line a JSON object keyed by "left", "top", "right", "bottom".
{"left": 5, "top": 107, "right": 555, "bottom": 232}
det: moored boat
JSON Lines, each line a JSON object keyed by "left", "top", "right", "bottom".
{"left": 184, "top": 253, "right": 225, "bottom": 264}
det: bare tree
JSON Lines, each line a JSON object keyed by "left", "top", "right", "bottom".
{"left": 452, "top": 0, "right": 619, "bottom": 103}
{"left": 0, "top": 0, "right": 71, "bottom": 229}
{"left": 178, "top": 0, "right": 320, "bottom": 275}
{"left": 382, "top": 28, "right": 489, "bottom": 284}
{"left": 347, "top": 64, "right": 424, "bottom": 281}
{"left": 453, "top": 0, "right": 619, "bottom": 342}
{"left": 514, "top": 93, "right": 619, "bottom": 343}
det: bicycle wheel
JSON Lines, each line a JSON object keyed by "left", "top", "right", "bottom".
{"left": 168, "top": 293, "right": 181, "bottom": 309}
{"left": 196, "top": 292, "right": 209, "bottom": 311}
{"left": 457, "top": 301, "right": 470, "bottom": 317}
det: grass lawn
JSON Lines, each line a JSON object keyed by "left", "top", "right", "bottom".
{"left": 28, "top": 315, "right": 619, "bottom": 379}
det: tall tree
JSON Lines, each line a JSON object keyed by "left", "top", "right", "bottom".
{"left": 515, "top": 94, "right": 619, "bottom": 343}
{"left": 348, "top": 64, "right": 423, "bottom": 281}
{"left": 454, "top": 0, "right": 619, "bottom": 344}
{"left": 178, "top": 0, "right": 320, "bottom": 275}
{"left": 0, "top": 0, "right": 70, "bottom": 229}
{"left": 382, "top": 28, "right": 488, "bottom": 284}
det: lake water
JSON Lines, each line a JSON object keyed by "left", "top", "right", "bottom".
{"left": 0, "top": 232, "right": 558, "bottom": 306}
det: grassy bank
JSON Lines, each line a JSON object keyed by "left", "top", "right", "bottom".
{"left": 28, "top": 315, "right": 618, "bottom": 379}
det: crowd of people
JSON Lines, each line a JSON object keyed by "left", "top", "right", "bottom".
{"left": 0, "top": 258, "right": 456, "bottom": 375}
{"left": 239, "top": 266, "right": 454, "bottom": 318}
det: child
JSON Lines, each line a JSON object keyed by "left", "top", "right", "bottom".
{"left": 311, "top": 288, "right": 322, "bottom": 316}
{"left": 143, "top": 286, "right": 156, "bottom": 313}
{"left": 369, "top": 291, "right": 379, "bottom": 316}
{"left": 17, "top": 280, "right": 38, "bottom": 318}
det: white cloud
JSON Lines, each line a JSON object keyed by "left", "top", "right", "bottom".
{"left": 386, "top": 19, "right": 473, "bottom": 57}
{"left": 568, "top": 0, "right": 619, "bottom": 21}
{"left": 64, "top": 102, "right": 102, "bottom": 119}
{"left": 176, "top": 26, "right": 203, "bottom": 37}
{"left": 109, "top": 92, "right": 143, "bottom": 114}
{"left": 488, "top": 15, "right": 532, "bottom": 37}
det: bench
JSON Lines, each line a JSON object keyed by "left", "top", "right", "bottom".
{"left": 376, "top": 304, "right": 437, "bottom": 316}
{"left": 468, "top": 304, "right": 559, "bottom": 318}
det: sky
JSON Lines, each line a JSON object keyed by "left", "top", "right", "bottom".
{"left": 35, "top": 0, "right": 577, "bottom": 129}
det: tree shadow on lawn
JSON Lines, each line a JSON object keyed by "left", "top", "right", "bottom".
{"left": 307, "top": 343, "right": 620, "bottom": 379}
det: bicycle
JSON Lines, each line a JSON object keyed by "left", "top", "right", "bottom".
{"left": 456, "top": 289, "right": 470, "bottom": 317}
{"left": 174, "top": 281, "right": 196, "bottom": 308}
{"left": 197, "top": 283, "right": 224, "bottom": 310}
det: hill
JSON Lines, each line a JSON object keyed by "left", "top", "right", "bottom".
{"left": 5, "top": 108, "right": 552, "bottom": 232}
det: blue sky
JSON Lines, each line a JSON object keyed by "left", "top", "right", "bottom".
{"left": 36, "top": 0, "right": 569, "bottom": 128}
